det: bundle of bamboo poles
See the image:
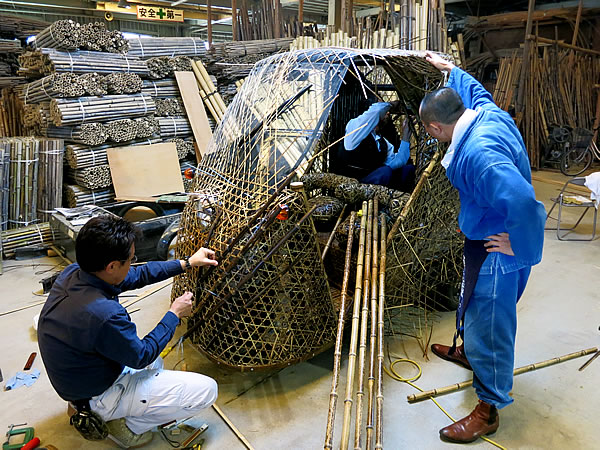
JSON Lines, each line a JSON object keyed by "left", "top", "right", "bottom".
{"left": 0, "top": 39, "right": 23, "bottom": 53}
{"left": 37, "top": 139, "right": 64, "bottom": 222}
{"left": 127, "top": 37, "right": 209, "bottom": 59}
{"left": 141, "top": 79, "right": 180, "bottom": 98}
{"left": 66, "top": 164, "right": 112, "bottom": 190}
{"left": 167, "top": 137, "right": 194, "bottom": 159}
{"left": 147, "top": 56, "right": 193, "bottom": 79}
{"left": 191, "top": 60, "right": 227, "bottom": 121}
{"left": 324, "top": 199, "right": 386, "bottom": 449}
{"left": 158, "top": 117, "right": 192, "bottom": 138}
{"left": 43, "top": 123, "right": 108, "bottom": 146}
{"left": 492, "top": 52, "right": 521, "bottom": 112}
{"left": 49, "top": 94, "right": 156, "bottom": 126}
{"left": 64, "top": 183, "right": 114, "bottom": 207}
{"left": 23, "top": 102, "right": 51, "bottom": 132}
{"left": 216, "top": 38, "right": 294, "bottom": 58}
{"left": 1, "top": 222, "right": 54, "bottom": 258}
{"left": 105, "top": 116, "right": 159, "bottom": 143}
{"left": 0, "top": 88, "right": 25, "bottom": 137}
{"left": 64, "top": 138, "right": 162, "bottom": 169}
{"left": 105, "top": 73, "right": 143, "bottom": 95}
{"left": 4, "top": 138, "right": 39, "bottom": 229}
{"left": 155, "top": 98, "right": 184, "bottom": 117}
{"left": 18, "top": 49, "right": 149, "bottom": 77}
{"left": 0, "top": 143, "right": 9, "bottom": 230}
{"left": 34, "top": 20, "right": 129, "bottom": 54}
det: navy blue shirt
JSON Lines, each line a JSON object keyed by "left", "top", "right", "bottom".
{"left": 38, "top": 260, "right": 183, "bottom": 401}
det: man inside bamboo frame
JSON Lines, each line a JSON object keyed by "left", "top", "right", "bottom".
{"left": 419, "top": 52, "right": 546, "bottom": 443}
{"left": 340, "top": 100, "right": 416, "bottom": 191}
{"left": 38, "top": 215, "right": 219, "bottom": 448}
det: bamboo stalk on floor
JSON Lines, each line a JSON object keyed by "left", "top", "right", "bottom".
{"left": 375, "top": 213, "right": 386, "bottom": 449}
{"left": 340, "top": 201, "right": 368, "bottom": 450}
{"left": 1, "top": 222, "right": 54, "bottom": 257}
{"left": 407, "top": 347, "right": 599, "bottom": 403}
{"left": 324, "top": 210, "right": 356, "bottom": 450}
{"left": 366, "top": 198, "right": 379, "bottom": 450}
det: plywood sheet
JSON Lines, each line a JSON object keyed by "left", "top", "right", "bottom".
{"left": 175, "top": 71, "right": 213, "bottom": 158}
{"left": 107, "top": 143, "right": 184, "bottom": 199}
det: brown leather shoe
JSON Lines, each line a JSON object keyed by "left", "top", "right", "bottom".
{"left": 439, "top": 400, "right": 499, "bottom": 443}
{"left": 431, "top": 343, "right": 472, "bottom": 370}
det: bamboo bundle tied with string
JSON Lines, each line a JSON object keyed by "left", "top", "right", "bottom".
{"left": 5, "top": 137, "right": 40, "bottom": 230}
{"left": 64, "top": 138, "right": 161, "bottom": 169}
{"left": 66, "top": 164, "right": 112, "bottom": 190}
{"left": 1, "top": 222, "right": 54, "bottom": 258}
{"left": 37, "top": 139, "right": 64, "bottom": 222}
{"left": 0, "top": 142, "right": 9, "bottom": 231}
{"left": 0, "top": 88, "right": 25, "bottom": 137}
{"left": 64, "top": 183, "right": 114, "bottom": 207}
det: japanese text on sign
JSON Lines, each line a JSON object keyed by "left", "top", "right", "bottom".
{"left": 137, "top": 5, "right": 184, "bottom": 22}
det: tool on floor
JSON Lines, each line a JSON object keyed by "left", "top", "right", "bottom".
{"left": 24, "top": 353, "right": 37, "bottom": 371}
{"left": 180, "top": 423, "right": 208, "bottom": 448}
{"left": 182, "top": 438, "right": 204, "bottom": 450}
{"left": 21, "top": 437, "right": 41, "bottom": 450}
{"left": 3, "top": 423, "right": 35, "bottom": 450}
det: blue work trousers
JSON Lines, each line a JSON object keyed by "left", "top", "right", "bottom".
{"left": 463, "top": 265, "right": 531, "bottom": 409}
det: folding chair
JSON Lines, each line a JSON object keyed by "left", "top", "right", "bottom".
{"left": 545, "top": 176, "right": 598, "bottom": 241}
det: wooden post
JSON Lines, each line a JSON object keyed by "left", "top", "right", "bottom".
{"left": 516, "top": 0, "right": 535, "bottom": 116}
{"left": 571, "top": 0, "right": 584, "bottom": 48}
{"left": 232, "top": 0, "right": 238, "bottom": 41}
{"left": 207, "top": 0, "right": 213, "bottom": 46}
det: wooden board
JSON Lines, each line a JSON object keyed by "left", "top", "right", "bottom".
{"left": 175, "top": 71, "right": 213, "bottom": 160}
{"left": 107, "top": 143, "right": 184, "bottom": 199}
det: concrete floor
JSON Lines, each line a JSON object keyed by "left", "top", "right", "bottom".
{"left": 1, "top": 169, "right": 599, "bottom": 449}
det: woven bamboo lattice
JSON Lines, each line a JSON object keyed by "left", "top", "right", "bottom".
{"left": 172, "top": 48, "right": 461, "bottom": 370}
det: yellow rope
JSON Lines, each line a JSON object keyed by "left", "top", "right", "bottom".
{"left": 384, "top": 359, "right": 507, "bottom": 450}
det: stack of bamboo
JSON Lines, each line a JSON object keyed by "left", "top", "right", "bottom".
{"left": 33, "top": 20, "right": 129, "bottom": 54}
{"left": 18, "top": 49, "right": 149, "bottom": 77}
{"left": 158, "top": 117, "right": 192, "bottom": 138}
{"left": 190, "top": 59, "right": 227, "bottom": 122}
{"left": 3, "top": 138, "right": 39, "bottom": 229}
{"left": 37, "top": 139, "right": 64, "bottom": 222}
{"left": 0, "top": 88, "right": 25, "bottom": 137}
{"left": 1, "top": 222, "right": 54, "bottom": 258}
{"left": 146, "top": 56, "right": 193, "bottom": 79}
{"left": 127, "top": 37, "right": 209, "bottom": 59}
{"left": 66, "top": 165, "right": 112, "bottom": 190}
{"left": 0, "top": 143, "right": 9, "bottom": 230}
{"left": 64, "top": 138, "right": 162, "bottom": 169}
{"left": 155, "top": 98, "right": 184, "bottom": 117}
{"left": 63, "top": 184, "right": 114, "bottom": 208}
{"left": 141, "top": 79, "right": 180, "bottom": 98}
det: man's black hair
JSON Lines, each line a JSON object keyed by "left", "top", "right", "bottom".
{"left": 419, "top": 87, "right": 465, "bottom": 125}
{"left": 76, "top": 215, "right": 138, "bottom": 273}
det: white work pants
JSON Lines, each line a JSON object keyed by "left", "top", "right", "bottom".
{"left": 89, "top": 358, "right": 218, "bottom": 434}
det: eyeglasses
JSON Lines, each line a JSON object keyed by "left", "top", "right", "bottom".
{"left": 121, "top": 254, "right": 138, "bottom": 264}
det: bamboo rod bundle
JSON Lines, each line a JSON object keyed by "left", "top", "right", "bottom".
{"left": 127, "top": 37, "right": 209, "bottom": 59}
{"left": 105, "top": 116, "right": 159, "bottom": 143}
{"left": 141, "top": 79, "right": 180, "bottom": 98}
{"left": 407, "top": 347, "right": 599, "bottom": 404}
{"left": 0, "top": 88, "right": 25, "bottom": 137}
{"left": 340, "top": 201, "right": 368, "bottom": 450}
{"left": 105, "top": 73, "right": 143, "bottom": 95}
{"left": 354, "top": 198, "right": 374, "bottom": 450}
{"left": 159, "top": 117, "right": 192, "bottom": 138}
{"left": 34, "top": 20, "right": 129, "bottom": 54}
{"left": 37, "top": 139, "right": 64, "bottom": 222}
{"left": 324, "top": 210, "right": 356, "bottom": 450}
{"left": 146, "top": 56, "right": 193, "bottom": 79}
{"left": 23, "top": 102, "right": 52, "bottom": 135}
{"left": 5, "top": 138, "right": 40, "bottom": 229}
{"left": 64, "top": 138, "right": 162, "bottom": 169}
{"left": 43, "top": 123, "right": 108, "bottom": 146}
{"left": 18, "top": 49, "right": 149, "bottom": 77}
{"left": 64, "top": 183, "right": 114, "bottom": 207}
{"left": 78, "top": 72, "right": 108, "bottom": 97}
{"left": 215, "top": 38, "right": 294, "bottom": 58}
{"left": 0, "top": 39, "right": 22, "bottom": 53}
{"left": 366, "top": 198, "right": 379, "bottom": 450}
{"left": 155, "top": 97, "right": 184, "bottom": 117}
{"left": 192, "top": 60, "right": 227, "bottom": 120}
{"left": 20, "top": 73, "right": 84, "bottom": 103}
{"left": 0, "top": 143, "right": 9, "bottom": 230}
{"left": 50, "top": 94, "right": 155, "bottom": 126}
{"left": 66, "top": 164, "right": 112, "bottom": 190}
{"left": 374, "top": 213, "right": 386, "bottom": 449}
{"left": 492, "top": 53, "right": 522, "bottom": 111}
{"left": 167, "top": 137, "right": 195, "bottom": 159}
{"left": 1, "top": 222, "right": 54, "bottom": 258}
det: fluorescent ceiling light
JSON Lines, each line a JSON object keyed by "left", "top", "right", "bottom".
{"left": 117, "top": 0, "right": 131, "bottom": 8}
{"left": 171, "top": 0, "right": 189, "bottom": 5}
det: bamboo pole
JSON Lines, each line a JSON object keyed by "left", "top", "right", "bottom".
{"left": 374, "top": 213, "right": 386, "bottom": 449}
{"left": 340, "top": 201, "right": 368, "bottom": 450}
{"left": 321, "top": 204, "right": 347, "bottom": 261}
{"left": 407, "top": 347, "right": 599, "bottom": 403}
{"left": 354, "top": 199, "right": 374, "bottom": 449}
{"left": 324, "top": 210, "right": 356, "bottom": 450}
{"left": 212, "top": 404, "right": 255, "bottom": 450}
{"left": 366, "top": 197, "right": 379, "bottom": 450}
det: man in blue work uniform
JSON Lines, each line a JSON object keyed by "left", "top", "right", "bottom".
{"left": 419, "top": 52, "right": 546, "bottom": 443}
{"left": 340, "top": 100, "right": 416, "bottom": 191}
{"left": 38, "top": 215, "right": 219, "bottom": 448}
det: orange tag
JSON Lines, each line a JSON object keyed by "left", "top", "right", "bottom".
{"left": 277, "top": 204, "right": 289, "bottom": 220}
{"left": 184, "top": 168, "right": 195, "bottom": 179}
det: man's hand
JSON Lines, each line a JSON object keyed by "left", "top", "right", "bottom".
{"left": 388, "top": 100, "right": 402, "bottom": 112}
{"left": 425, "top": 51, "right": 455, "bottom": 73}
{"left": 189, "top": 247, "right": 218, "bottom": 268}
{"left": 484, "top": 233, "right": 515, "bottom": 256}
{"left": 402, "top": 118, "right": 412, "bottom": 142}
{"left": 170, "top": 292, "right": 194, "bottom": 319}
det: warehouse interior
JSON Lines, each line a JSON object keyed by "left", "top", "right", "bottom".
{"left": 1, "top": 0, "right": 600, "bottom": 449}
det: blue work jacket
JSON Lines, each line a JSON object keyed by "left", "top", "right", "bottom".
{"left": 37, "top": 260, "right": 183, "bottom": 401}
{"left": 445, "top": 68, "right": 546, "bottom": 269}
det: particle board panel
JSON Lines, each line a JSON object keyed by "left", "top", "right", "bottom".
{"left": 175, "top": 71, "right": 213, "bottom": 159}
{"left": 107, "top": 143, "right": 184, "bottom": 200}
